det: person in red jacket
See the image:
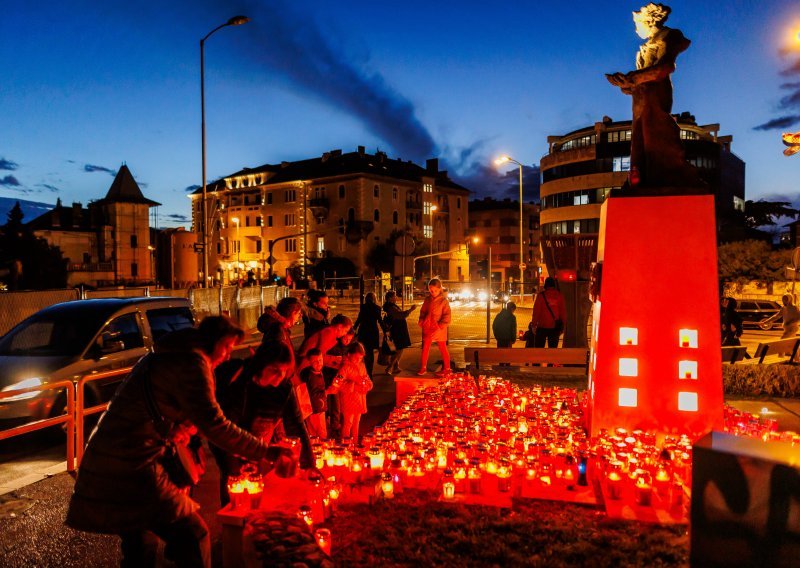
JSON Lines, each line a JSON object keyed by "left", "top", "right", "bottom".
{"left": 528, "top": 277, "right": 567, "bottom": 348}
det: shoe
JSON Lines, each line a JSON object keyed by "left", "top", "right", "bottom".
{"left": 416, "top": 369, "right": 427, "bottom": 376}
{"left": 434, "top": 369, "right": 449, "bottom": 378}
{"left": 391, "top": 365, "right": 402, "bottom": 374}
{"left": 384, "top": 366, "right": 394, "bottom": 375}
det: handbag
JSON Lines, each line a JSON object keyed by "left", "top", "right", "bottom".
{"left": 293, "top": 382, "right": 314, "bottom": 421}
{"left": 542, "top": 293, "right": 564, "bottom": 335}
{"left": 141, "top": 363, "right": 205, "bottom": 488}
{"left": 378, "top": 335, "right": 396, "bottom": 366}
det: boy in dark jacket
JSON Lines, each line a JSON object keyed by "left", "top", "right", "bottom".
{"left": 299, "top": 348, "right": 329, "bottom": 438}
{"left": 492, "top": 302, "right": 518, "bottom": 347}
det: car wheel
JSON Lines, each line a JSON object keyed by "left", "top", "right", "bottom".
{"left": 758, "top": 320, "right": 774, "bottom": 331}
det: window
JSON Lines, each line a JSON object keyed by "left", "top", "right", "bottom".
{"left": 256, "top": 216, "right": 262, "bottom": 227}
{"left": 392, "top": 211, "right": 399, "bottom": 225}
{"left": 338, "top": 185, "right": 345, "bottom": 199}
{"left": 103, "top": 314, "right": 144, "bottom": 350}
{"left": 348, "top": 208, "right": 355, "bottom": 222}
{"left": 392, "top": 187, "right": 398, "bottom": 201}
{"left": 423, "top": 183, "right": 433, "bottom": 193}
{"left": 284, "top": 239, "right": 297, "bottom": 252}
{"left": 373, "top": 184, "right": 380, "bottom": 198}
{"left": 733, "top": 196, "right": 745, "bottom": 212}
{"left": 315, "top": 187, "right": 326, "bottom": 199}
{"left": 424, "top": 224, "right": 432, "bottom": 238}
{"left": 267, "top": 216, "right": 273, "bottom": 227}
{"left": 256, "top": 240, "right": 262, "bottom": 253}
{"left": 374, "top": 209, "right": 380, "bottom": 222}
{"left": 338, "top": 235, "right": 346, "bottom": 252}
{"left": 558, "top": 134, "right": 596, "bottom": 152}
{"left": 266, "top": 193, "right": 273, "bottom": 205}
{"left": 607, "top": 130, "right": 631, "bottom": 143}
{"left": 231, "top": 241, "right": 241, "bottom": 254}
{"left": 284, "top": 214, "right": 296, "bottom": 227}
{"left": 612, "top": 156, "right": 631, "bottom": 172}
{"left": 146, "top": 308, "right": 194, "bottom": 342}
{"left": 130, "top": 235, "right": 138, "bottom": 248}
{"left": 285, "top": 189, "right": 297, "bottom": 202}
{"left": 680, "top": 129, "right": 700, "bottom": 140}
{"left": 457, "top": 197, "right": 461, "bottom": 209}
{"left": 424, "top": 202, "right": 432, "bottom": 215}
{"left": 131, "top": 263, "right": 138, "bottom": 277}
{"left": 217, "top": 242, "right": 221, "bottom": 254}
{"left": 245, "top": 216, "right": 251, "bottom": 227}
{"left": 317, "top": 237, "right": 325, "bottom": 255}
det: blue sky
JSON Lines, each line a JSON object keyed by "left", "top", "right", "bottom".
{"left": 1, "top": 0, "right": 799, "bottom": 227}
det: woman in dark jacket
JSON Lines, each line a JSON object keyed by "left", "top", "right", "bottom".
{"left": 212, "top": 340, "right": 314, "bottom": 506}
{"left": 721, "top": 297, "right": 744, "bottom": 346}
{"left": 354, "top": 292, "right": 383, "bottom": 377}
{"left": 382, "top": 290, "right": 416, "bottom": 374}
{"left": 66, "top": 317, "right": 288, "bottom": 568}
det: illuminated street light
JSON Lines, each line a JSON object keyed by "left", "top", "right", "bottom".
{"left": 200, "top": 15, "right": 250, "bottom": 288}
{"left": 494, "top": 155, "right": 525, "bottom": 305}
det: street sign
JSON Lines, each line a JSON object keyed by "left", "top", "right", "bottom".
{"left": 266, "top": 255, "right": 276, "bottom": 266}
{"left": 519, "top": 263, "right": 527, "bottom": 270}
{"left": 404, "top": 276, "right": 413, "bottom": 285}
{"left": 394, "top": 234, "right": 416, "bottom": 256}
{"left": 381, "top": 272, "right": 391, "bottom": 286}
{"left": 193, "top": 243, "right": 204, "bottom": 253}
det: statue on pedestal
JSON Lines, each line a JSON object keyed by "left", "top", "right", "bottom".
{"left": 606, "top": 3, "right": 702, "bottom": 188}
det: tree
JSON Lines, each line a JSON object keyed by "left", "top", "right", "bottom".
{"left": 742, "top": 200, "right": 798, "bottom": 228}
{"left": 718, "top": 240, "right": 791, "bottom": 292}
{"left": 312, "top": 256, "right": 357, "bottom": 284}
{"left": 0, "top": 201, "right": 68, "bottom": 290}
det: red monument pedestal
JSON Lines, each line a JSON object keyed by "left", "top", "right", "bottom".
{"left": 585, "top": 193, "right": 724, "bottom": 439}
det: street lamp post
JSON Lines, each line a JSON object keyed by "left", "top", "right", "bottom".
{"left": 232, "top": 217, "right": 241, "bottom": 277}
{"left": 429, "top": 204, "right": 438, "bottom": 282}
{"left": 495, "top": 156, "right": 525, "bottom": 305}
{"left": 200, "top": 15, "right": 249, "bottom": 288}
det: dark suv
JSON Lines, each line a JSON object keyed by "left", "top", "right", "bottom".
{"left": 0, "top": 297, "right": 194, "bottom": 422}
{"left": 734, "top": 299, "right": 782, "bottom": 329}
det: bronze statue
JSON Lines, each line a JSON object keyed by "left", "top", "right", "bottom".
{"left": 606, "top": 3, "right": 701, "bottom": 188}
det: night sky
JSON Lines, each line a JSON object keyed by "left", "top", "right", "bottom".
{"left": 1, "top": 0, "right": 799, "bottom": 227}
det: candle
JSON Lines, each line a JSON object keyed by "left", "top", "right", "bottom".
{"left": 606, "top": 471, "right": 622, "bottom": 500}
{"left": 297, "top": 505, "right": 314, "bottom": 530}
{"left": 380, "top": 472, "right": 394, "bottom": 499}
{"left": 442, "top": 469, "right": 455, "bottom": 500}
{"left": 314, "top": 528, "right": 332, "bottom": 556}
{"left": 636, "top": 477, "right": 653, "bottom": 507}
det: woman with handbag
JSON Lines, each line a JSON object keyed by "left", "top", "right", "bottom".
{"left": 382, "top": 290, "right": 416, "bottom": 374}
{"left": 417, "top": 278, "right": 452, "bottom": 377}
{"left": 354, "top": 292, "right": 383, "bottom": 378}
{"left": 66, "top": 316, "right": 291, "bottom": 568}
{"left": 528, "top": 277, "right": 567, "bottom": 348}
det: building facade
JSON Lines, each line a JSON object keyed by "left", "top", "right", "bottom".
{"left": 190, "top": 147, "right": 471, "bottom": 285}
{"left": 468, "top": 197, "right": 541, "bottom": 290}
{"left": 28, "top": 165, "right": 159, "bottom": 287}
{"left": 539, "top": 113, "right": 745, "bottom": 277}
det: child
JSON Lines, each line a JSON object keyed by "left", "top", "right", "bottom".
{"left": 333, "top": 342, "right": 373, "bottom": 441}
{"left": 299, "top": 348, "right": 331, "bottom": 439}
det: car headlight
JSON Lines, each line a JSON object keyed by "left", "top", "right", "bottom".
{"left": 478, "top": 291, "right": 488, "bottom": 302}
{"left": 1, "top": 378, "right": 43, "bottom": 402}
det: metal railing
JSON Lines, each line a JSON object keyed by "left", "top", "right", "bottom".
{"left": 75, "top": 368, "right": 132, "bottom": 465}
{"left": 0, "top": 380, "right": 76, "bottom": 472}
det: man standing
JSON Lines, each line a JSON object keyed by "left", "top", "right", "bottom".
{"left": 492, "top": 301, "right": 518, "bottom": 348}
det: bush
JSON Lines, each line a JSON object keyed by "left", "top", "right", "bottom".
{"left": 723, "top": 364, "right": 800, "bottom": 398}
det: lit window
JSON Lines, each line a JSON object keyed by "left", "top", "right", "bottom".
{"left": 619, "top": 327, "right": 638, "bottom": 346}
{"left": 678, "top": 360, "right": 698, "bottom": 380}
{"left": 424, "top": 225, "right": 433, "bottom": 238}
{"left": 612, "top": 156, "right": 631, "bottom": 172}
{"left": 618, "top": 388, "right": 638, "bottom": 408}
{"left": 678, "top": 392, "right": 698, "bottom": 412}
{"left": 679, "top": 329, "right": 698, "bottom": 348}
{"left": 618, "top": 358, "right": 638, "bottom": 377}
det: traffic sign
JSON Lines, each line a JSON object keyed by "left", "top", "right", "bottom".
{"left": 266, "top": 255, "right": 276, "bottom": 266}
{"left": 193, "top": 243, "right": 204, "bottom": 253}
{"left": 394, "top": 234, "right": 416, "bottom": 256}
{"left": 519, "top": 263, "right": 527, "bottom": 270}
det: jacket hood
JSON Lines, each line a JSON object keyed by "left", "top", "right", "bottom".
{"left": 257, "top": 307, "right": 288, "bottom": 334}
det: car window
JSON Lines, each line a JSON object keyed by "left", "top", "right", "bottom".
{"left": 103, "top": 313, "right": 144, "bottom": 350}
{"left": 738, "top": 302, "right": 757, "bottom": 311}
{"left": 0, "top": 311, "right": 107, "bottom": 357}
{"left": 146, "top": 307, "right": 194, "bottom": 341}
{"left": 756, "top": 302, "right": 779, "bottom": 310}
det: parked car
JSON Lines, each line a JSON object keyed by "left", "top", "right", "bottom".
{"left": 734, "top": 299, "right": 782, "bottom": 329}
{"left": 0, "top": 297, "right": 194, "bottom": 422}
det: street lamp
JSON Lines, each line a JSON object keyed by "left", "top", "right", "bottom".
{"left": 495, "top": 155, "right": 525, "bottom": 305}
{"left": 429, "top": 204, "right": 438, "bottom": 282}
{"left": 200, "top": 15, "right": 250, "bottom": 288}
{"left": 232, "top": 217, "right": 241, "bottom": 274}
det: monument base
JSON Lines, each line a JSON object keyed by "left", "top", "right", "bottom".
{"left": 585, "top": 193, "right": 724, "bottom": 439}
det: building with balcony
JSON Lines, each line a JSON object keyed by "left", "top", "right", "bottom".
{"left": 539, "top": 113, "right": 745, "bottom": 278}
{"left": 27, "top": 165, "right": 159, "bottom": 286}
{"left": 468, "top": 197, "right": 541, "bottom": 290}
{"left": 190, "top": 147, "right": 471, "bottom": 284}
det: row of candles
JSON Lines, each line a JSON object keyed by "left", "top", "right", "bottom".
{"left": 227, "top": 373, "right": 797, "bottom": 555}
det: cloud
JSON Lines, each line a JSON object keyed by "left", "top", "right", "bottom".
{"left": 753, "top": 115, "right": 800, "bottom": 131}
{"left": 0, "top": 158, "right": 19, "bottom": 171}
{"left": 36, "top": 183, "right": 61, "bottom": 193}
{"left": 779, "top": 57, "right": 800, "bottom": 76}
{"left": 0, "top": 175, "right": 21, "bottom": 187}
{"left": 83, "top": 163, "right": 116, "bottom": 176}
{"left": 184, "top": 184, "right": 201, "bottom": 193}
{"left": 244, "top": 0, "right": 437, "bottom": 162}
{"left": 165, "top": 213, "right": 190, "bottom": 223}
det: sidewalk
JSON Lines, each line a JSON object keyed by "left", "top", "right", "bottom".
{"left": 1, "top": 344, "right": 798, "bottom": 566}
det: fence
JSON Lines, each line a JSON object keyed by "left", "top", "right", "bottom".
{"left": 0, "top": 285, "right": 289, "bottom": 335}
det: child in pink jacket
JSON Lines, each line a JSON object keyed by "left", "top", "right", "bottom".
{"left": 333, "top": 342, "right": 373, "bottom": 441}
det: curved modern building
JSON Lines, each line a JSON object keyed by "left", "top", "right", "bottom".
{"left": 539, "top": 113, "right": 745, "bottom": 277}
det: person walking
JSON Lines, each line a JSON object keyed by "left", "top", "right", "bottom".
{"left": 417, "top": 278, "right": 452, "bottom": 377}
{"left": 382, "top": 290, "right": 416, "bottom": 374}
{"left": 528, "top": 277, "right": 567, "bottom": 348}
{"left": 354, "top": 292, "right": 383, "bottom": 378}
{"left": 763, "top": 294, "right": 800, "bottom": 338}
{"left": 720, "top": 297, "right": 743, "bottom": 346}
{"left": 66, "top": 317, "right": 290, "bottom": 568}
{"left": 492, "top": 301, "right": 518, "bottom": 348}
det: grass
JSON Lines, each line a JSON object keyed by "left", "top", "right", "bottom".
{"left": 328, "top": 490, "right": 688, "bottom": 567}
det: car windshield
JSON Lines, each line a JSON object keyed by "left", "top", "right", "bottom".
{"left": 0, "top": 309, "right": 109, "bottom": 357}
